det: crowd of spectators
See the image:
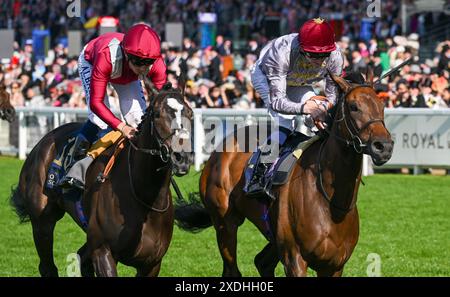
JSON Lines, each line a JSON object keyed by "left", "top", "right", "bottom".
{"left": 0, "top": 0, "right": 449, "bottom": 112}
{"left": 2, "top": 1, "right": 448, "bottom": 47}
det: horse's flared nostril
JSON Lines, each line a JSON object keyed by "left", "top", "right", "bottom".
{"left": 174, "top": 153, "right": 182, "bottom": 162}
{"left": 372, "top": 141, "right": 385, "bottom": 153}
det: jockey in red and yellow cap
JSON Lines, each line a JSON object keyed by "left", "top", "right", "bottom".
{"left": 245, "top": 17, "right": 344, "bottom": 196}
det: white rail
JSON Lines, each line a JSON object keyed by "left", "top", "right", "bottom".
{"left": 1, "top": 107, "right": 450, "bottom": 175}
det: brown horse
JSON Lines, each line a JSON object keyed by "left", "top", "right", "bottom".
{"left": 0, "top": 77, "right": 16, "bottom": 122}
{"left": 175, "top": 72, "right": 393, "bottom": 276}
{"left": 10, "top": 78, "right": 193, "bottom": 276}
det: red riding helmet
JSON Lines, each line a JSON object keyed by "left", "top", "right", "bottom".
{"left": 299, "top": 18, "right": 336, "bottom": 53}
{"left": 122, "top": 24, "right": 162, "bottom": 59}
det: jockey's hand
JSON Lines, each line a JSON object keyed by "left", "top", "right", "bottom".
{"left": 118, "top": 123, "right": 137, "bottom": 139}
{"left": 302, "top": 100, "right": 328, "bottom": 130}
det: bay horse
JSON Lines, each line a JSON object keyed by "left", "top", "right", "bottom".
{"left": 175, "top": 72, "right": 393, "bottom": 276}
{"left": 10, "top": 78, "right": 193, "bottom": 276}
{"left": 0, "top": 77, "right": 16, "bottom": 122}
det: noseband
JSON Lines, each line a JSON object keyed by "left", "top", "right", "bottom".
{"left": 331, "top": 85, "right": 386, "bottom": 154}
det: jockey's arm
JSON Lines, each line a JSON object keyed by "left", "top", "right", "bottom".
{"left": 89, "top": 57, "right": 122, "bottom": 130}
{"left": 261, "top": 38, "right": 304, "bottom": 115}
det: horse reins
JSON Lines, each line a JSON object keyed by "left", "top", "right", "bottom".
{"left": 127, "top": 145, "right": 171, "bottom": 213}
{"left": 317, "top": 85, "right": 385, "bottom": 212}
{"left": 129, "top": 90, "right": 183, "bottom": 163}
{"left": 330, "top": 85, "right": 386, "bottom": 153}
{"left": 126, "top": 90, "right": 183, "bottom": 213}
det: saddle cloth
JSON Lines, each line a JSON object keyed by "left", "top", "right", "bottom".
{"left": 244, "top": 133, "right": 320, "bottom": 190}
{"left": 270, "top": 134, "right": 320, "bottom": 186}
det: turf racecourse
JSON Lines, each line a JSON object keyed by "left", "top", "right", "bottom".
{"left": 0, "top": 156, "right": 449, "bottom": 277}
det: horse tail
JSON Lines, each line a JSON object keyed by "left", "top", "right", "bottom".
{"left": 174, "top": 192, "right": 212, "bottom": 233}
{"left": 9, "top": 186, "right": 30, "bottom": 223}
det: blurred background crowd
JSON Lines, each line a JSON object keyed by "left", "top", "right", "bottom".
{"left": 0, "top": 0, "right": 449, "bottom": 111}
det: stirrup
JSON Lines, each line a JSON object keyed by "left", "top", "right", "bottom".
{"left": 59, "top": 177, "right": 84, "bottom": 190}
{"left": 246, "top": 181, "right": 276, "bottom": 200}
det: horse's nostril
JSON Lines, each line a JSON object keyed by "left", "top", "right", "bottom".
{"left": 372, "top": 141, "right": 384, "bottom": 152}
{"left": 174, "top": 153, "right": 182, "bottom": 162}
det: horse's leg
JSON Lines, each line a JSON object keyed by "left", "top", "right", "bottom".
{"left": 254, "top": 242, "right": 279, "bottom": 277}
{"left": 30, "top": 205, "right": 64, "bottom": 277}
{"left": 212, "top": 216, "right": 242, "bottom": 277}
{"left": 280, "top": 246, "right": 308, "bottom": 277}
{"left": 91, "top": 245, "right": 118, "bottom": 277}
{"left": 77, "top": 243, "right": 94, "bottom": 277}
{"left": 135, "top": 261, "right": 162, "bottom": 277}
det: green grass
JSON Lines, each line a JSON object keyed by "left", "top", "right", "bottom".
{"left": 1, "top": 156, "right": 449, "bottom": 277}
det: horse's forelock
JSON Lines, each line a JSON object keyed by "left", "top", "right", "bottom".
{"left": 137, "top": 88, "right": 187, "bottom": 134}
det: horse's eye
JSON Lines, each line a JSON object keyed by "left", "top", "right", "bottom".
{"left": 349, "top": 103, "right": 358, "bottom": 112}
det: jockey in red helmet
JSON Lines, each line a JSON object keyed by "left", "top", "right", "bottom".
{"left": 56, "top": 23, "right": 167, "bottom": 190}
{"left": 84, "top": 23, "right": 166, "bottom": 139}
{"left": 245, "top": 17, "right": 344, "bottom": 197}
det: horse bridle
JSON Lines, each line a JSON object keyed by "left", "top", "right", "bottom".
{"left": 317, "top": 85, "right": 386, "bottom": 212}
{"left": 127, "top": 90, "right": 183, "bottom": 212}
{"left": 330, "top": 85, "right": 386, "bottom": 154}
{"left": 129, "top": 91, "right": 182, "bottom": 163}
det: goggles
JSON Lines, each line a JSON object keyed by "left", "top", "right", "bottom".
{"left": 127, "top": 54, "right": 156, "bottom": 66}
{"left": 304, "top": 51, "right": 331, "bottom": 59}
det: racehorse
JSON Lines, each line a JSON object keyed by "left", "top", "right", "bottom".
{"left": 10, "top": 77, "right": 193, "bottom": 276}
{"left": 175, "top": 71, "right": 393, "bottom": 276}
{"left": 0, "top": 77, "right": 16, "bottom": 122}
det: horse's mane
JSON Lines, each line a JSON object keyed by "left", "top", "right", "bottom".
{"left": 135, "top": 82, "right": 178, "bottom": 136}
{"left": 325, "top": 71, "right": 368, "bottom": 128}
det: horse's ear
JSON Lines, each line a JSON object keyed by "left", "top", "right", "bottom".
{"left": 143, "top": 76, "right": 159, "bottom": 99}
{"left": 329, "top": 71, "right": 351, "bottom": 93}
{"left": 0, "top": 65, "right": 5, "bottom": 87}
{"left": 366, "top": 67, "right": 374, "bottom": 86}
{"left": 178, "top": 72, "right": 186, "bottom": 97}
{"left": 0, "top": 75, "right": 5, "bottom": 90}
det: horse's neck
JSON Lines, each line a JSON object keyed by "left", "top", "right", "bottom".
{"left": 131, "top": 127, "right": 171, "bottom": 200}
{"left": 321, "top": 130, "right": 363, "bottom": 209}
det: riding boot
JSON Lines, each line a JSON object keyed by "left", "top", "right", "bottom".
{"left": 243, "top": 149, "right": 261, "bottom": 193}
{"left": 60, "top": 155, "right": 94, "bottom": 190}
{"left": 58, "top": 134, "right": 91, "bottom": 189}
{"left": 58, "top": 120, "right": 106, "bottom": 190}
{"left": 245, "top": 161, "right": 273, "bottom": 198}
{"left": 244, "top": 126, "right": 291, "bottom": 199}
